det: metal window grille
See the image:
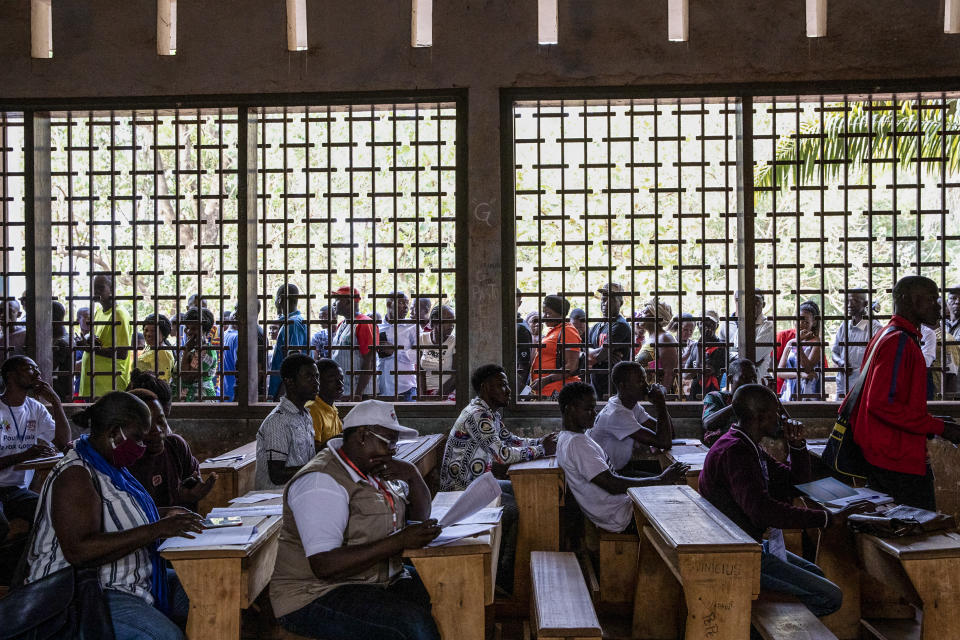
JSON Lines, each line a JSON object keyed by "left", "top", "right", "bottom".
{"left": 511, "top": 98, "right": 739, "bottom": 401}
{"left": 754, "top": 93, "right": 960, "bottom": 400}
{"left": 49, "top": 109, "right": 239, "bottom": 402}
{"left": 0, "top": 113, "right": 26, "bottom": 363}
{"left": 256, "top": 102, "right": 458, "bottom": 402}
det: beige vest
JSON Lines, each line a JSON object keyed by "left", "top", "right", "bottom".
{"left": 269, "top": 447, "right": 407, "bottom": 617}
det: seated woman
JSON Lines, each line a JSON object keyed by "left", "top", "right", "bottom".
{"left": 634, "top": 299, "right": 680, "bottom": 396}
{"left": 529, "top": 295, "right": 581, "bottom": 399}
{"left": 172, "top": 307, "right": 218, "bottom": 402}
{"left": 24, "top": 391, "right": 203, "bottom": 640}
{"left": 777, "top": 300, "right": 823, "bottom": 401}
{"left": 126, "top": 385, "right": 217, "bottom": 512}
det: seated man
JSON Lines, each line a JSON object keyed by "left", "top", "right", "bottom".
{"left": 700, "top": 358, "right": 757, "bottom": 447}
{"left": 587, "top": 361, "right": 673, "bottom": 474}
{"left": 255, "top": 354, "right": 319, "bottom": 490}
{"left": 126, "top": 381, "right": 217, "bottom": 511}
{"left": 270, "top": 400, "right": 442, "bottom": 640}
{"left": 0, "top": 356, "right": 70, "bottom": 581}
{"left": 439, "top": 364, "right": 557, "bottom": 593}
{"left": 306, "top": 358, "right": 345, "bottom": 450}
{"left": 699, "top": 384, "right": 860, "bottom": 617}
{"left": 555, "top": 382, "right": 687, "bottom": 534}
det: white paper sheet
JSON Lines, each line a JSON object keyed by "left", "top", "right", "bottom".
{"left": 675, "top": 452, "right": 708, "bottom": 466}
{"left": 205, "top": 453, "right": 247, "bottom": 463}
{"left": 795, "top": 477, "right": 858, "bottom": 503}
{"left": 207, "top": 504, "right": 283, "bottom": 517}
{"left": 426, "top": 523, "right": 494, "bottom": 547}
{"left": 435, "top": 472, "right": 502, "bottom": 527}
{"left": 430, "top": 506, "right": 502, "bottom": 526}
{"left": 158, "top": 525, "right": 258, "bottom": 551}
{"left": 229, "top": 493, "right": 282, "bottom": 504}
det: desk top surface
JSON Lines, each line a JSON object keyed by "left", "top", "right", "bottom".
{"left": 864, "top": 530, "right": 960, "bottom": 560}
{"left": 508, "top": 456, "right": 561, "bottom": 475}
{"left": 396, "top": 433, "right": 445, "bottom": 464}
{"left": 199, "top": 441, "right": 257, "bottom": 472}
{"left": 660, "top": 443, "right": 709, "bottom": 474}
{"left": 629, "top": 484, "right": 759, "bottom": 552}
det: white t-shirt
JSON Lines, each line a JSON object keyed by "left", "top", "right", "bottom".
{"left": 0, "top": 397, "right": 56, "bottom": 488}
{"left": 377, "top": 321, "right": 418, "bottom": 395}
{"left": 420, "top": 331, "right": 456, "bottom": 394}
{"left": 587, "top": 396, "right": 653, "bottom": 472}
{"left": 921, "top": 324, "right": 937, "bottom": 368}
{"left": 287, "top": 438, "right": 408, "bottom": 556}
{"left": 556, "top": 431, "right": 633, "bottom": 533}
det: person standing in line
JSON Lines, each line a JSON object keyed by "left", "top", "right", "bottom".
{"left": 586, "top": 283, "right": 632, "bottom": 400}
{"left": 377, "top": 292, "right": 418, "bottom": 401}
{"left": 831, "top": 289, "right": 882, "bottom": 399}
{"left": 269, "top": 284, "right": 309, "bottom": 400}
{"left": 330, "top": 287, "right": 378, "bottom": 401}
{"left": 78, "top": 274, "right": 133, "bottom": 399}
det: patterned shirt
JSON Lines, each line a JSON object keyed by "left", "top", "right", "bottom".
{"left": 439, "top": 397, "right": 546, "bottom": 491}
{"left": 172, "top": 346, "right": 218, "bottom": 401}
{"left": 255, "top": 396, "right": 317, "bottom": 490}
{"left": 701, "top": 390, "right": 734, "bottom": 447}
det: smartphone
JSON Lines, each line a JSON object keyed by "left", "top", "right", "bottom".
{"left": 202, "top": 516, "right": 243, "bottom": 528}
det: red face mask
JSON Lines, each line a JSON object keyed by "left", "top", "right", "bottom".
{"left": 111, "top": 428, "right": 147, "bottom": 468}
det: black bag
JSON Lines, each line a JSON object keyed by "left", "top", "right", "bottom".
{"left": 847, "top": 505, "right": 956, "bottom": 538}
{"left": 822, "top": 326, "right": 903, "bottom": 480}
{"left": 0, "top": 564, "right": 115, "bottom": 640}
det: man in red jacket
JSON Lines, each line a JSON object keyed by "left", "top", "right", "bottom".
{"left": 852, "top": 276, "right": 960, "bottom": 510}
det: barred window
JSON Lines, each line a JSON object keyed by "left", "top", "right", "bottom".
{"left": 49, "top": 109, "right": 239, "bottom": 402}
{"left": 511, "top": 98, "right": 739, "bottom": 401}
{"left": 754, "top": 93, "right": 960, "bottom": 401}
{"left": 0, "top": 113, "right": 26, "bottom": 364}
{"left": 256, "top": 102, "right": 458, "bottom": 402}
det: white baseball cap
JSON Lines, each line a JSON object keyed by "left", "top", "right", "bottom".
{"left": 342, "top": 399, "right": 419, "bottom": 439}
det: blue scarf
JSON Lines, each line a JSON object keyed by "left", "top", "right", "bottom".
{"left": 74, "top": 435, "right": 168, "bottom": 613}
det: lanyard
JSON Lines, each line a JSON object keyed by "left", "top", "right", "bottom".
{"left": 336, "top": 448, "right": 398, "bottom": 530}
{"left": 3, "top": 402, "right": 26, "bottom": 443}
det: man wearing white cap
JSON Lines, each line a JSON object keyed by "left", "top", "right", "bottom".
{"left": 271, "top": 400, "right": 442, "bottom": 640}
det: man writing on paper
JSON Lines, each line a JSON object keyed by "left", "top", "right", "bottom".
{"left": 699, "top": 384, "right": 865, "bottom": 617}
{"left": 271, "top": 400, "right": 442, "bottom": 640}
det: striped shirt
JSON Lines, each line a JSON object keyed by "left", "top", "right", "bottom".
{"left": 25, "top": 449, "right": 154, "bottom": 604}
{"left": 255, "top": 396, "right": 317, "bottom": 490}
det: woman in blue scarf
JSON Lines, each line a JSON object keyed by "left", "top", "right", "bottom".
{"left": 24, "top": 391, "right": 203, "bottom": 640}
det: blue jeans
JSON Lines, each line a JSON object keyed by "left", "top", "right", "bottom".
{"left": 397, "top": 388, "right": 417, "bottom": 402}
{"left": 106, "top": 569, "right": 189, "bottom": 640}
{"left": 760, "top": 541, "right": 842, "bottom": 617}
{"left": 278, "top": 566, "right": 440, "bottom": 640}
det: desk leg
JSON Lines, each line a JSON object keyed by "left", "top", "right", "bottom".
{"left": 817, "top": 526, "right": 862, "bottom": 640}
{"left": 170, "top": 558, "right": 243, "bottom": 640}
{"left": 632, "top": 529, "right": 681, "bottom": 639}
{"left": 412, "top": 553, "right": 486, "bottom": 640}
{"left": 511, "top": 475, "right": 560, "bottom": 603}
{"left": 902, "top": 557, "right": 960, "bottom": 640}
{"left": 677, "top": 552, "right": 758, "bottom": 640}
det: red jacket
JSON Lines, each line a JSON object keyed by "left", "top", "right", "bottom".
{"left": 851, "top": 315, "right": 943, "bottom": 475}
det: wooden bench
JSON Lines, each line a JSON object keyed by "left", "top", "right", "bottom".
{"left": 582, "top": 519, "right": 638, "bottom": 604}
{"left": 509, "top": 457, "right": 564, "bottom": 602}
{"left": 855, "top": 530, "right": 960, "bottom": 640}
{"left": 751, "top": 596, "right": 837, "bottom": 639}
{"left": 530, "top": 551, "right": 602, "bottom": 640}
{"left": 629, "top": 484, "right": 761, "bottom": 640}
{"left": 197, "top": 440, "right": 257, "bottom": 515}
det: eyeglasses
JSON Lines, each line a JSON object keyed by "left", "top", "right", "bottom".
{"left": 365, "top": 428, "right": 398, "bottom": 448}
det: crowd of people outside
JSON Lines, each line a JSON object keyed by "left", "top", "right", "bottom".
{"left": 5, "top": 275, "right": 960, "bottom": 405}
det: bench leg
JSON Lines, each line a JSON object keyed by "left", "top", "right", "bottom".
{"left": 512, "top": 475, "right": 561, "bottom": 603}
{"left": 902, "top": 557, "right": 960, "bottom": 640}
{"left": 816, "top": 525, "right": 862, "bottom": 640}
{"left": 677, "top": 552, "right": 758, "bottom": 640}
{"left": 632, "top": 532, "right": 681, "bottom": 639}
{"left": 412, "top": 553, "right": 486, "bottom": 640}
{"left": 170, "top": 558, "right": 243, "bottom": 640}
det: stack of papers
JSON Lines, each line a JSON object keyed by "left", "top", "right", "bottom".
{"left": 425, "top": 472, "right": 503, "bottom": 547}
{"left": 159, "top": 525, "right": 258, "bottom": 551}
{"left": 208, "top": 504, "right": 283, "bottom": 518}
{"left": 204, "top": 453, "right": 246, "bottom": 463}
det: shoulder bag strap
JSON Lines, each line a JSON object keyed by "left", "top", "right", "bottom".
{"left": 838, "top": 325, "right": 903, "bottom": 420}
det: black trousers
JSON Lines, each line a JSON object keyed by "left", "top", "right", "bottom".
{"left": 866, "top": 462, "right": 937, "bottom": 511}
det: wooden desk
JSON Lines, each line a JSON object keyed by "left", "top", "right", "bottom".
{"left": 197, "top": 441, "right": 257, "bottom": 515}
{"left": 508, "top": 456, "right": 564, "bottom": 603}
{"left": 161, "top": 493, "right": 283, "bottom": 640}
{"left": 658, "top": 443, "right": 708, "bottom": 491}
{"left": 396, "top": 433, "right": 447, "bottom": 478}
{"left": 856, "top": 530, "right": 960, "bottom": 640}
{"left": 629, "top": 485, "right": 761, "bottom": 640}
{"left": 14, "top": 454, "right": 63, "bottom": 492}
{"left": 405, "top": 491, "right": 501, "bottom": 640}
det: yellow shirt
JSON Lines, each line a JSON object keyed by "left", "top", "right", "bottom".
{"left": 138, "top": 347, "right": 176, "bottom": 381}
{"left": 306, "top": 397, "right": 343, "bottom": 447}
{"left": 79, "top": 304, "right": 133, "bottom": 398}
